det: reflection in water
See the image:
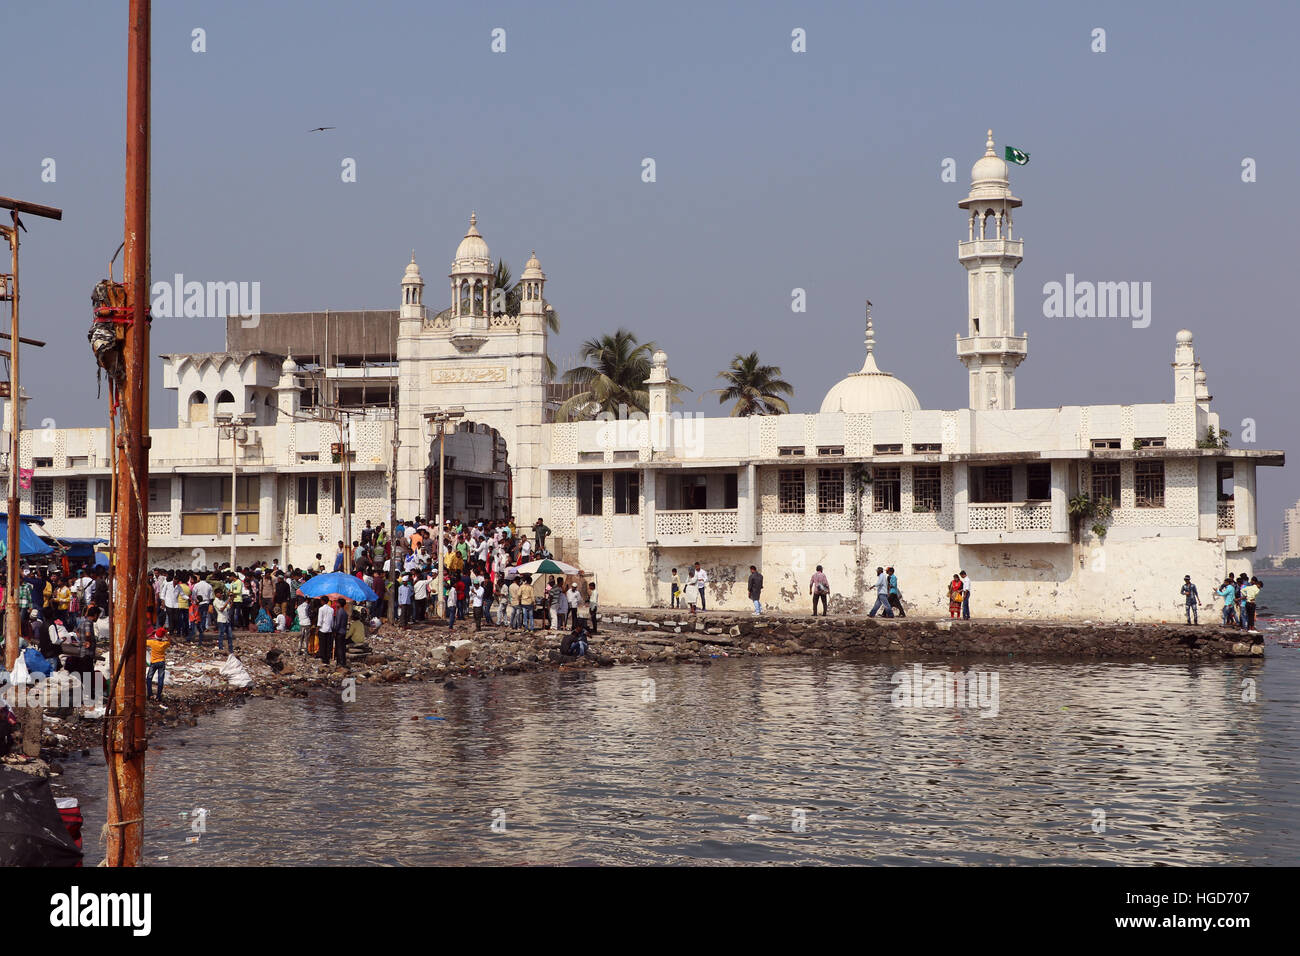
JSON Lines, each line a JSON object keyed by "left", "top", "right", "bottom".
{"left": 59, "top": 653, "right": 1300, "bottom": 865}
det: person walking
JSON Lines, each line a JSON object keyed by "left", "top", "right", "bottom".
{"left": 887, "top": 567, "right": 906, "bottom": 618}
{"left": 694, "top": 562, "right": 709, "bottom": 611}
{"left": 146, "top": 627, "right": 170, "bottom": 702}
{"left": 959, "top": 571, "right": 972, "bottom": 619}
{"left": 868, "top": 567, "right": 894, "bottom": 618}
{"left": 1180, "top": 575, "right": 1200, "bottom": 624}
{"left": 747, "top": 565, "right": 764, "bottom": 615}
{"left": 809, "top": 566, "right": 830, "bottom": 616}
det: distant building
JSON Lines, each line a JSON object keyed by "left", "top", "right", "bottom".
{"left": 4, "top": 132, "right": 1285, "bottom": 620}
{"left": 1279, "top": 498, "right": 1300, "bottom": 564}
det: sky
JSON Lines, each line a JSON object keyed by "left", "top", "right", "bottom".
{"left": 3, "top": 0, "right": 1298, "bottom": 549}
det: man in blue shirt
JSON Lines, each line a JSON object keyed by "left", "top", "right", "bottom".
{"left": 1216, "top": 578, "right": 1236, "bottom": 626}
{"left": 867, "top": 567, "right": 894, "bottom": 618}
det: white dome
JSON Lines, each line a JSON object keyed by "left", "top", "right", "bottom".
{"left": 451, "top": 212, "right": 491, "bottom": 272}
{"left": 520, "top": 250, "right": 545, "bottom": 281}
{"left": 1176, "top": 329, "right": 1194, "bottom": 345}
{"left": 819, "top": 315, "right": 921, "bottom": 414}
{"left": 403, "top": 251, "right": 423, "bottom": 283}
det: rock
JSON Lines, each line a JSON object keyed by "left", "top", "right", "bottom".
{"left": 450, "top": 642, "right": 475, "bottom": 664}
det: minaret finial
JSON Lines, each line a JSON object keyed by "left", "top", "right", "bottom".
{"left": 469, "top": 211, "right": 477, "bottom": 228}
{"left": 985, "top": 129, "right": 995, "bottom": 155}
{"left": 410, "top": 249, "right": 416, "bottom": 263}
{"left": 865, "top": 300, "right": 875, "bottom": 355}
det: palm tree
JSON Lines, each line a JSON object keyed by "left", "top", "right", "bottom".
{"left": 557, "top": 329, "right": 687, "bottom": 421}
{"left": 710, "top": 352, "right": 793, "bottom": 416}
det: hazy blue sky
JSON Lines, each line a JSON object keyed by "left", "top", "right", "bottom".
{"left": 4, "top": 0, "right": 1297, "bottom": 546}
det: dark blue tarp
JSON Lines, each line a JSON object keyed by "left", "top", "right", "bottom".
{"left": 54, "top": 537, "right": 108, "bottom": 560}
{"left": 0, "top": 515, "right": 55, "bottom": 557}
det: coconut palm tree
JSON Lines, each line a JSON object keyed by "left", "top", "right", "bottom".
{"left": 710, "top": 352, "right": 793, "bottom": 416}
{"left": 556, "top": 329, "right": 688, "bottom": 421}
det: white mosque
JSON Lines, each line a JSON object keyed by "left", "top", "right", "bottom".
{"left": 6, "top": 131, "right": 1282, "bottom": 620}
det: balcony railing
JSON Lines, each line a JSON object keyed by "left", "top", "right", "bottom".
{"left": 654, "top": 509, "right": 739, "bottom": 540}
{"left": 1217, "top": 501, "right": 1235, "bottom": 531}
{"left": 966, "top": 501, "right": 1053, "bottom": 532}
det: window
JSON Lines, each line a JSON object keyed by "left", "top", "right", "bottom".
{"left": 612, "top": 450, "right": 638, "bottom": 462}
{"left": 1091, "top": 462, "right": 1121, "bottom": 503}
{"left": 817, "top": 468, "right": 844, "bottom": 513}
{"left": 912, "top": 443, "right": 942, "bottom": 454}
{"left": 873, "top": 466, "right": 901, "bottom": 511}
{"left": 32, "top": 478, "right": 53, "bottom": 517}
{"left": 1026, "top": 462, "right": 1051, "bottom": 500}
{"left": 466, "top": 481, "right": 485, "bottom": 509}
{"left": 778, "top": 469, "right": 805, "bottom": 513}
{"left": 1217, "top": 461, "right": 1234, "bottom": 501}
{"left": 32, "top": 457, "right": 53, "bottom": 468}
{"left": 68, "top": 456, "right": 89, "bottom": 468}
{"left": 67, "top": 479, "right": 87, "bottom": 518}
{"left": 723, "top": 473, "right": 738, "bottom": 509}
{"left": 970, "top": 466, "right": 1012, "bottom": 503}
{"left": 678, "top": 475, "right": 707, "bottom": 510}
{"left": 298, "top": 453, "right": 319, "bottom": 463}
{"left": 873, "top": 443, "right": 902, "bottom": 456}
{"left": 332, "top": 475, "right": 356, "bottom": 514}
{"left": 778, "top": 446, "right": 805, "bottom": 457}
{"left": 147, "top": 477, "right": 170, "bottom": 513}
{"left": 817, "top": 446, "right": 845, "bottom": 457}
{"left": 614, "top": 471, "right": 640, "bottom": 514}
{"left": 1136, "top": 437, "right": 1166, "bottom": 448}
{"left": 95, "top": 478, "right": 111, "bottom": 511}
{"left": 578, "top": 473, "right": 603, "bottom": 515}
{"left": 1091, "top": 438, "right": 1121, "bottom": 450}
{"left": 1135, "top": 460, "right": 1165, "bottom": 507}
{"left": 914, "top": 465, "right": 941, "bottom": 512}
{"left": 578, "top": 451, "right": 603, "bottom": 462}
{"left": 297, "top": 475, "right": 318, "bottom": 514}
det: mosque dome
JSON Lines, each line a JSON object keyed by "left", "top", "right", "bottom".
{"left": 451, "top": 212, "right": 491, "bottom": 271}
{"left": 819, "top": 309, "right": 921, "bottom": 414}
{"left": 520, "top": 250, "right": 545, "bottom": 281}
{"left": 403, "top": 251, "right": 423, "bottom": 282}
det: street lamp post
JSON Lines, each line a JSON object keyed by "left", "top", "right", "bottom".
{"left": 424, "top": 406, "right": 464, "bottom": 617}
{"left": 214, "top": 412, "right": 253, "bottom": 569}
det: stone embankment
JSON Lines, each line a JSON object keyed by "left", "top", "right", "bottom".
{"left": 14, "top": 609, "right": 1265, "bottom": 778}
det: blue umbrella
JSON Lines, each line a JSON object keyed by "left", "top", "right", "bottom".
{"left": 298, "top": 572, "right": 378, "bottom": 602}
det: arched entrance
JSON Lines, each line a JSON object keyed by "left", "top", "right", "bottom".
{"left": 425, "top": 420, "right": 511, "bottom": 525}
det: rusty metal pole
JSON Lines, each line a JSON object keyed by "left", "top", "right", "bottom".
{"left": 106, "top": 0, "right": 151, "bottom": 868}
{"left": 4, "top": 212, "right": 19, "bottom": 672}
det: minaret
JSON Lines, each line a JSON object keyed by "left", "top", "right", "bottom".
{"left": 449, "top": 212, "right": 493, "bottom": 333}
{"left": 956, "top": 129, "right": 1027, "bottom": 409}
{"left": 400, "top": 251, "right": 424, "bottom": 320}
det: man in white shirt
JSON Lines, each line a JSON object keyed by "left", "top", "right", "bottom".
{"left": 316, "top": 600, "right": 336, "bottom": 662}
{"left": 413, "top": 574, "right": 430, "bottom": 621}
{"left": 693, "top": 562, "right": 709, "bottom": 611}
{"left": 959, "top": 571, "right": 972, "bottom": 620}
{"left": 520, "top": 538, "right": 532, "bottom": 560}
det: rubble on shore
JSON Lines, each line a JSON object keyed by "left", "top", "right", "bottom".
{"left": 19, "top": 609, "right": 1267, "bottom": 773}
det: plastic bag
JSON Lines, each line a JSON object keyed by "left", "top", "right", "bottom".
{"left": 218, "top": 654, "right": 253, "bottom": 688}
{"left": 10, "top": 652, "right": 29, "bottom": 686}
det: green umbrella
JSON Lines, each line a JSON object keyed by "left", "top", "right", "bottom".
{"left": 515, "top": 558, "right": 581, "bottom": 576}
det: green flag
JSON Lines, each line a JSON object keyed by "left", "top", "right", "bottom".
{"left": 1005, "top": 146, "right": 1029, "bottom": 166}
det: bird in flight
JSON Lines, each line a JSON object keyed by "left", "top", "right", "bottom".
{"left": 308, "top": 126, "right": 336, "bottom": 132}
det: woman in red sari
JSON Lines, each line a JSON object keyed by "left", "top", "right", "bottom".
{"left": 947, "top": 574, "right": 964, "bottom": 618}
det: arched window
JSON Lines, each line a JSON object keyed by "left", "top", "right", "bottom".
{"left": 473, "top": 281, "right": 485, "bottom": 315}
{"left": 459, "top": 280, "right": 470, "bottom": 315}
{"left": 188, "top": 390, "right": 208, "bottom": 424}
{"left": 214, "top": 390, "right": 235, "bottom": 416}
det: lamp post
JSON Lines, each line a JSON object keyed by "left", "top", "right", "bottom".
{"left": 214, "top": 412, "right": 253, "bottom": 569}
{"left": 424, "top": 406, "right": 464, "bottom": 617}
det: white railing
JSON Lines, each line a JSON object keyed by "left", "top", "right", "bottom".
{"left": 1217, "top": 502, "right": 1235, "bottom": 531}
{"left": 654, "top": 509, "right": 739, "bottom": 539}
{"left": 966, "top": 501, "right": 1053, "bottom": 532}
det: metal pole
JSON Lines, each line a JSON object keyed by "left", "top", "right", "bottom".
{"left": 4, "top": 213, "right": 19, "bottom": 672}
{"left": 387, "top": 433, "right": 398, "bottom": 623}
{"left": 340, "top": 414, "right": 352, "bottom": 574}
{"left": 435, "top": 420, "right": 445, "bottom": 617}
{"left": 106, "top": 0, "right": 150, "bottom": 868}
{"left": 229, "top": 429, "right": 237, "bottom": 568}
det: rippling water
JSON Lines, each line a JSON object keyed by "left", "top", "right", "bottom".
{"left": 59, "top": 639, "right": 1299, "bottom": 866}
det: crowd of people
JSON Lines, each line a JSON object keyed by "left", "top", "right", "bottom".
{"left": 1183, "top": 572, "right": 1264, "bottom": 632}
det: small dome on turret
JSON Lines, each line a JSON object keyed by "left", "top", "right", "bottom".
{"left": 521, "top": 250, "right": 545, "bottom": 281}
{"left": 403, "top": 251, "right": 423, "bottom": 283}
{"left": 452, "top": 212, "right": 491, "bottom": 270}
{"left": 1176, "top": 329, "right": 1194, "bottom": 345}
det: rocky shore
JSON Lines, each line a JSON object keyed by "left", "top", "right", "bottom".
{"left": 10, "top": 609, "right": 1267, "bottom": 778}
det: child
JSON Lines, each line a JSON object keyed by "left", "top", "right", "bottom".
{"left": 670, "top": 569, "right": 680, "bottom": 608}
{"left": 146, "top": 627, "right": 170, "bottom": 702}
